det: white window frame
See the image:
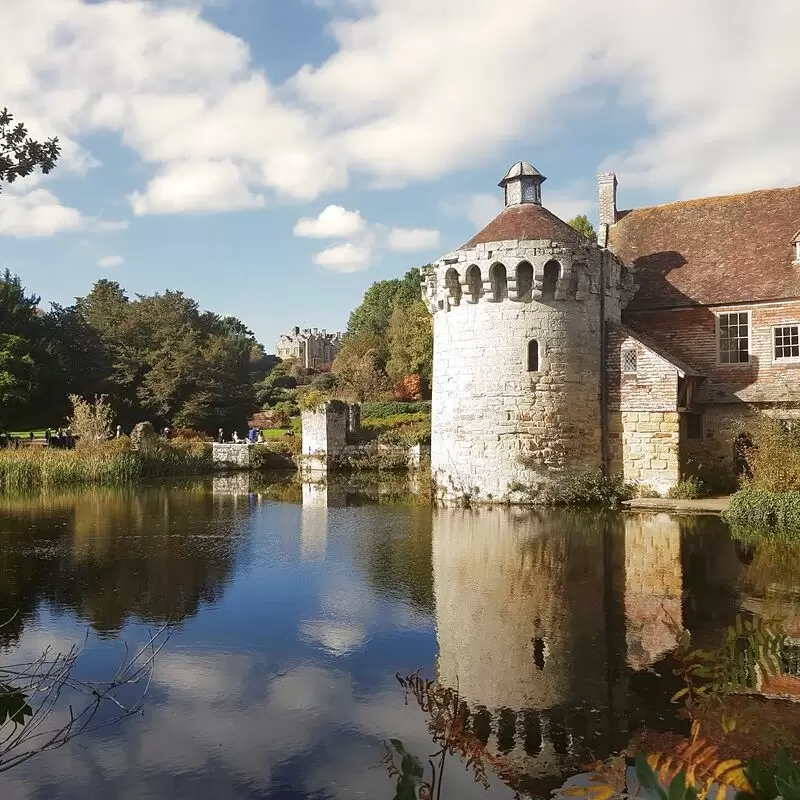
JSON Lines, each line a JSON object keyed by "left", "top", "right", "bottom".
{"left": 794, "top": 241, "right": 800, "bottom": 263}
{"left": 716, "top": 310, "right": 751, "bottom": 366}
{"left": 772, "top": 323, "right": 800, "bottom": 364}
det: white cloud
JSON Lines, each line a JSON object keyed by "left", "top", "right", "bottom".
{"left": 293, "top": 205, "right": 366, "bottom": 238}
{"left": 97, "top": 254, "right": 123, "bottom": 268}
{"left": 387, "top": 227, "right": 440, "bottom": 252}
{"left": 1, "top": 0, "right": 799, "bottom": 223}
{"left": 0, "top": 188, "right": 84, "bottom": 237}
{"left": 312, "top": 241, "right": 372, "bottom": 273}
{"left": 131, "top": 160, "right": 264, "bottom": 215}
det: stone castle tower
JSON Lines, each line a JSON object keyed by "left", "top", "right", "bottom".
{"left": 425, "top": 162, "right": 634, "bottom": 502}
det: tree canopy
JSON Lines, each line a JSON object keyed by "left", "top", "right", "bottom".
{"left": 0, "top": 272, "right": 267, "bottom": 432}
{"left": 0, "top": 108, "right": 60, "bottom": 192}
{"left": 568, "top": 214, "right": 597, "bottom": 243}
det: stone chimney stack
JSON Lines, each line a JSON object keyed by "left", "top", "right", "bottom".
{"left": 597, "top": 171, "right": 617, "bottom": 247}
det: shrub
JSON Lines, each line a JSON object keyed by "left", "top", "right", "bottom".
{"left": 297, "top": 388, "right": 328, "bottom": 411}
{"left": 510, "top": 470, "right": 634, "bottom": 507}
{"left": 68, "top": 395, "right": 114, "bottom": 446}
{"left": 361, "top": 402, "right": 431, "bottom": 420}
{"left": 249, "top": 443, "right": 296, "bottom": 470}
{"left": 172, "top": 426, "right": 209, "bottom": 441}
{"left": 272, "top": 400, "right": 299, "bottom": 417}
{"left": 668, "top": 476, "right": 706, "bottom": 500}
{"left": 744, "top": 418, "right": 800, "bottom": 492}
{"left": 724, "top": 488, "right": 800, "bottom": 534}
{"left": 635, "top": 484, "right": 662, "bottom": 498}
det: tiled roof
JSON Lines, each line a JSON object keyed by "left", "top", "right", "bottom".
{"left": 608, "top": 186, "right": 800, "bottom": 310}
{"left": 461, "top": 204, "right": 584, "bottom": 249}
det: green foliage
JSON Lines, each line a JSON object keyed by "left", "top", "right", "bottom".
{"left": 567, "top": 214, "right": 597, "bottom": 243}
{"left": 742, "top": 418, "right": 800, "bottom": 492}
{"left": 741, "top": 748, "right": 800, "bottom": 800}
{"left": 386, "top": 299, "right": 433, "bottom": 385}
{"left": 0, "top": 107, "right": 60, "bottom": 192}
{"left": 346, "top": 268, "right": 423, "bottom": 338}
{"left": 724, "top": 489, "right": 800, "bottom": 535}
{"left": 668, "top": 476, "right": 707, "bottom": 500}
{"left": 672, "top": 615, "right": 786, "bottom": 706}
{"left": 361, "top": 402, "right": 430, "bottom": 419}
{"left": 297, "top": 388, "right": 327, "bottom": 411}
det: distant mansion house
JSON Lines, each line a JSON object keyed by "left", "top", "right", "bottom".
{"left": 425, "top": 161, "right": 800, "bottom": 501}
{"left": 276, "top": 327, "right": 343, "bottom": 370}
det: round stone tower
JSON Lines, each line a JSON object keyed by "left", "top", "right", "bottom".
{"left": 425, "top": 162, "right": 634, "bottom": 503}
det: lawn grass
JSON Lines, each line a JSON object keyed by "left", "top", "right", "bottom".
{"left": 260, "top": 418, "right": 301, "bottom": 440}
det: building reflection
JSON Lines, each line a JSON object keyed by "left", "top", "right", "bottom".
{"left": 429, "top": 507, "right": 792, "bottom": 793}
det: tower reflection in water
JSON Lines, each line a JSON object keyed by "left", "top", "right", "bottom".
{"left": 431, "top": 508, "right": 688, "bottom": 788}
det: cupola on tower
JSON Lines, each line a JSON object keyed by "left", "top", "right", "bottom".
{"left": 423, "top": 162, "right": 635, "bottom": 503}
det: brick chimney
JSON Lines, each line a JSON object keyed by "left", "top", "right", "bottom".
{"left": 597, "top": 171, "right": 617, "bottom": 247}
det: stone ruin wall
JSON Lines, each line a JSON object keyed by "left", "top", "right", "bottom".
{"left": 427, "top": 240, "right": 633, "bottom": 502}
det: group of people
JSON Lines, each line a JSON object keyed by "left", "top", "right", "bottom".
{"left": 218, "top": 427, "right": 264, "bottom": 444}
{"left": 0, "top": 428, "right": 76, "bottom": 449}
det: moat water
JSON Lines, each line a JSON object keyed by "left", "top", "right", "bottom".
{"left": 0, "top": 474, "right": 798, "bottom": 799}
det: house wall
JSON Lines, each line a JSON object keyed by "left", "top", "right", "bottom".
{"left": 606, "top": 327, "right": 680, "bottom": 493}
{"left": 624, "top": 300, "right": 800, "bottom": 404}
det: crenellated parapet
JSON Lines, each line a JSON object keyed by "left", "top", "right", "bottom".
{"left": 427, "top": 239, "right": 634, "bottom": 317}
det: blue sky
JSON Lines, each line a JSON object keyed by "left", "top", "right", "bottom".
{"left": 1, "top": 0, "right": 798, "bottom": 350}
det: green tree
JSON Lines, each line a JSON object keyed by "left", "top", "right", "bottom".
{"left": 0, "top": 335, "right": 35, "bottom": 428}
{"left": 568, "top": 214, "right": 597, "bottom": 243}
{"left": 386, "top": 300, "right": 433, "bottom": 385}
{"left": 346, "top": 267, "right": 423, "bottom": 340}
{"left": 0, "top": 271, "right": 41, "bottom": 426}
{"left": 0, "top": 108, "right": 60, "bottom": 192}
{"left": 331, "top": 331, "right": 393, "bottom": 402}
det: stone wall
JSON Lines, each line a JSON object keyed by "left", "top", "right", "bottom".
{"left": 608, "top": 411, "right": 680, "bottom": 493}
{"left": 428, "top": 241, "right": 634, "bottom": 502}
{"left": 624, "top": 299, "right": 800, "bottom": 404}
{"left": 606, "top": 326, "right": 679, "bottom": 412}
{"left": 300, "top": 401, "right": 349, "bottom": 471}
{"left": 212, "top": 442, "right": 252, "bottom": 468}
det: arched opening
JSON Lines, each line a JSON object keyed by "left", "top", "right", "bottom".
{"left": 527, "top": 339, "right": 540, "bottom": 372}
{"left": 465, "top": 264, "right": 482, "bottom": 302}
{"left": 444, "top": 267, "right": 462, "bottom": 306}
{"left": 542, "top": 259, "right": 561, "bottom": 300}
{"left": 516, "top": 261, "right": 533, "bottom": 301}
{"left": 489, "top": 263, "right": 507, "bottom": 301}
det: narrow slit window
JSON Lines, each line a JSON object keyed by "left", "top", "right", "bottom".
{"left": 774, "top": 324, "right": 800, "bottom": 361}
{"left": 718, "top": 312, "right": 750, "bottom": 364}
{"left": 527, "top": 340, "right": 540, "bottom": 372}
{"left": 622, "top": 349, "right": 638, "bottom": 374}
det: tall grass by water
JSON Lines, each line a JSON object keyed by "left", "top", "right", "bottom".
{"left": 0, "top": 439, "right": 214, "bottom": 492}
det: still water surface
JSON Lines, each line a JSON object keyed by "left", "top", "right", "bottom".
{"left": 0, "top": 476, "right": 796, "bottom": 798}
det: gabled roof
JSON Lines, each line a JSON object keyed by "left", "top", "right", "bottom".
{"left": 617, "top": 323, "right": 703, "bottom": 377}
{"left": 461, "top": 204, "right": 584, "bottom": 249}
{"left": 608, "top": 186, "right": 800, "bottom": 310}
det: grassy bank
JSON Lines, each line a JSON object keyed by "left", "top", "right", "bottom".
{"left": 0, "top": 439, "right": 214, "bottom": 492}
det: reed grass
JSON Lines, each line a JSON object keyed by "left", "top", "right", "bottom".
{"left": 0, "top": 439, "right": 214, "bottom": 492}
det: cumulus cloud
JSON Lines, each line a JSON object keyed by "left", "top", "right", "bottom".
{"left": 387, "top": 227, "right": 440, "bottom": 252}
{"left": 0, "top": 189, "right": 84, "bottom": 237}
{"left": 1, "top": 0, "right": 799, "bottom": 225}
{"left": 97, "top": 254, "right": 123, "bottom": 268}
{"left": 312, "top": 241, "right": 372, "bottom": 273}
{"left": 131, "top": 160, "right": 264, "bottom": 215}
{"left": 293, "top": 205, "right": 366, "bottom": 238}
